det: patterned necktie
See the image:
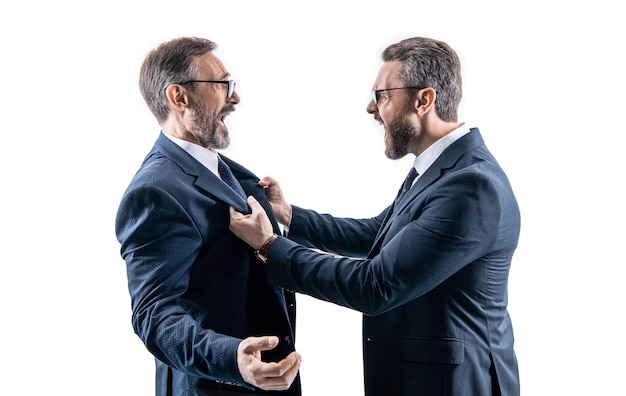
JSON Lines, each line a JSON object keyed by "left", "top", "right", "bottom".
{"left": 218, "top": 157, "right": 247, "bottom": 201}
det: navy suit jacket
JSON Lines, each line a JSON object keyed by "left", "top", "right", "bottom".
{"left": 266, "top": 129, "right": 520, "bottom": 395}
{"left": 115, "top": 132, "right": 300, "bottom": 396}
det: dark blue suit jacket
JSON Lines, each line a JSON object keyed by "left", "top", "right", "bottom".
{"left": 266, "top": 129, "right": 520, "bottom": 395}
{"left": 115, "top": 132, "right": 300, "bottom": 396}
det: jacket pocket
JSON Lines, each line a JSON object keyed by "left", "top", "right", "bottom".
{"left": 402, "top": 336, "right": 465, "bottom": 365}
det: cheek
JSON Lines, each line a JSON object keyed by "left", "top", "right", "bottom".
{"left": 379, "top": 107, "right": 397, "bottom": 126}
{"left": 376, "top": 104, "right": 388, "bottom": 120}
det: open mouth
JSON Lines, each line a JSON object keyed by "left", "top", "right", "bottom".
{"left": 219, "top": 106, "right": 235, "bottom": 128}
{"left": 219, "top": 112, "right": 230, "bottom": 128}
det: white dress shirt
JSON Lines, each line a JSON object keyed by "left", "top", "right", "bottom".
{"left": 409, "top": 123, "right": 472, "bottom": 186}
{"left": 163, "top": 132, "right": 221, "bottom": 177}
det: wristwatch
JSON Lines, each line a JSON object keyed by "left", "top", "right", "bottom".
{"left": 254, "top": 234, "right": 278, "bottom": 263}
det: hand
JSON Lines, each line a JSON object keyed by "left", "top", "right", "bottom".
{"left": 311, "top": 248, "right": 343, "bottom": 258}
{"left": 229, "top": 196, "right": 275, "bottom": 250}
{"left": 259, "top": 177, "right": 292, "bottom": 226}
{"left": 237, "top": 336, "right": 301, "bottom": 391}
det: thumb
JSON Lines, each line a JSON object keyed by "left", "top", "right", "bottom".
{"left": 241, "top": 336, "right": 279, "bottom": 354}
{"left": 228, "top": 205, "right": 238, "bottom": 217}
{"left": 247, "top": 195, "right": 262, "bottom": 210}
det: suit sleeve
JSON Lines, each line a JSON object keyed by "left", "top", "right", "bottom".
{"left": 265, "top": 170, "right": 500, "bottom": 316}
{"left": 287, "top": 205, "right": 388, "bottom": 258}
{"left": 115, "top": 185, "right": 249, "bottom": 388}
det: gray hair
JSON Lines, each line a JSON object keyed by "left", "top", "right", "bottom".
{"left": 139, "top": 37, "right": 217, "bottom": 124}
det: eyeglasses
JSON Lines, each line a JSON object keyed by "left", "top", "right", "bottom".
{"left": 177, "top": 79, "right": 236, "bottom": 99}
{"left": 371, "top": 86, "right": 425, "bottom": 105}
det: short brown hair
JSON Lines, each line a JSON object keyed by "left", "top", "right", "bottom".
{"left": 383, "top": 37, "right": 462, "bottom": 122}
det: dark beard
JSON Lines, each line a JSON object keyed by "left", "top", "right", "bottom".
{"left": 190, "top": 100, "right": 233, "bottom": 149}
{"left": 385, "top": 116, "right": 415, "bottom": 160}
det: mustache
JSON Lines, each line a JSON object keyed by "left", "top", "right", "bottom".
{"left": 221, "top": 104, "right": 236, "bottom": 115}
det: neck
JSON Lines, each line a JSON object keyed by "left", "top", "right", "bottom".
{"left": 413, "top": 120, "right": 462, "bottom": 157}
{"left": 161, "top": 118, "right": 213, "bottom": 151}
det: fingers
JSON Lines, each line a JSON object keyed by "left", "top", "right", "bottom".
{"left": 258, "top": 176, "right": 277, "bottom": 188}
{"left": 237, "top": 336, "right": 302, "bottom": 391}
{"left": 246, "top": 195, "right": 262, "bottom": 210}
{"left": 310, "top": 248, "right": 343, "bottom": 258}
{"left": 229, "top": 196, "right": 261, "bottom": 219}
{"left": 256, "top": 178, "right": 291, "bottom": 226}
{"left": 228, "top": 205, "right": 240, "bottom": 219}
{"left": 240, "top": 336, "right": 279, "bottom": 354}
{"left": 250, "top": 352, "right": 301, "bottom": 391}
{"left": 258, "top": 178, "right": 270, "bottom": 188}
{"left": 229, "top": 196, "right": 276, "bottom": 249}
{"left": 267, "top": 351, "right": 301, "bottom": 390}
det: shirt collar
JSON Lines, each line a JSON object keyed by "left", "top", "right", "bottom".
{"left": 163, "top": 132, "right": 220, "bottom": 177}
{"left": 412, "top": 123, "right": 472, "bottom": 177}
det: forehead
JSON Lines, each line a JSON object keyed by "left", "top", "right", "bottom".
{"left": 195, "top": 52, "right": 228, "bottom": 78}
{"left": 374, "top": 60, "right": 403, "bottom": 89}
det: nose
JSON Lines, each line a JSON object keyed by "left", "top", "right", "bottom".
{"left": 366, "top": 99, "right": 377, "bottom": 114}
{"left": 229, "top": 90, "right": 241, "bottom": 105}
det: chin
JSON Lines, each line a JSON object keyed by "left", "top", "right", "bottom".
{"left": 216, "top": 128, "right": 231, "bottom": 149}
{"left": 385, "top": 146, "right": 406, "bottom": 160}
{"left": 221, "top": 132, "right": 231, "bottom": 148}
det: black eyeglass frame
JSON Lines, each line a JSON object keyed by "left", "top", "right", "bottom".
{"left": 177, "top": 80, "right": 236, "bottom": 99}
{"left": 371, "top": 86, "right": 425, "bottom": 105}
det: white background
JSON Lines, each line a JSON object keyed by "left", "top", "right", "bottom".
{"left": 1, "top": 1, "right": 624, "bottom": 395}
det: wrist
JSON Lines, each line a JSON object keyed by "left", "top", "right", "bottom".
{"left": 280, "top": 205, "right": 293, "bottom": 227}
{"left": 254, "top": 234, "right": 278, "bottom": 263}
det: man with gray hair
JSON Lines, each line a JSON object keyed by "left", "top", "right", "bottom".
{"left": 116, "top": 37, "right": 301, "bottom": 395}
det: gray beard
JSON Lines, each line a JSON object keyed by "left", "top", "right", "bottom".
{"left": 190, "top": 101, "right": 231, "bottom": 150}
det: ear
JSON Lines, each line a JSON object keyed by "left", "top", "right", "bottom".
{"left": 415, "top": 87, "right": 436, "bottom": 117}
{"left": 165, "top": 84, "right": 189, "bottom": 111}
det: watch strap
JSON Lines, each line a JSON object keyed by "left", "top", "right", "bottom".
{"left": 255, "top": 234, "right": 278, "bottom": 263}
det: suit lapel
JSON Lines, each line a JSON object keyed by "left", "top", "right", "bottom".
{"left": 154, "top": 133, "right": 250, "bottom": 213}
{"left": 220, "top": 155, "right": 281, "bottom": 231}
{"left": 194, "top": 174, "right": 250, "bottom": 213}
{"left": 220, "top": 155, "right": 289, "bottom": 316}
{"left": 153, "top": 133, "right": 291, "bottom": 317}
{"left": 153, "top": 134, "right": 280, "bottom": 230}
{"left": 368, "top": 168, "right": 441, "bottom": 257}
{"left": 368, "top": 129, "right": 484, "bottom": 257}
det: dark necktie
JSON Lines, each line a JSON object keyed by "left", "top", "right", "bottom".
{"left": 218, "top": 157, "right": 247, "bottom": 202}
{"left": 395, "top": 167, "right": 419, "bottom": 204}
{"left": 369, "top": 167, "right": 420, "bottom": 258}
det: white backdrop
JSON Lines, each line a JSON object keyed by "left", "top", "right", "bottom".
{"left": 1, "top": 1, "right": 624, "bottom": 395}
